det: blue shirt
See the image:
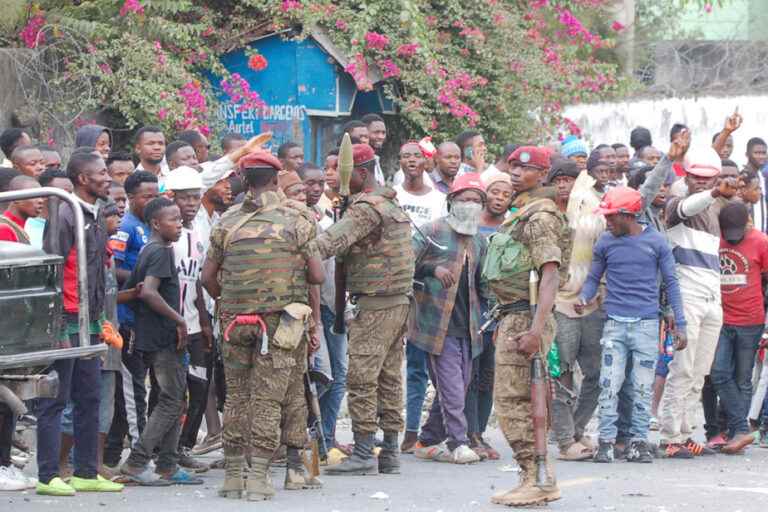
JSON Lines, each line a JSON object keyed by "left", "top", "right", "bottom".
{"left": 111, "top": 211, "right": 150, "bottom": 326}
{"left": 580, "top": 227, "right": 686, "bottom": 329}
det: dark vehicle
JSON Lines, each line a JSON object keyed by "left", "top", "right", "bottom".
{"left": 0, "top": 187, "right": 106, "bottom": 417}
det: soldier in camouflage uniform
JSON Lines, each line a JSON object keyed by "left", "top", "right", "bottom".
{"left": 306, "top": 144, "right": 414, "bottom": 476}
{"left": 483, "top": 147, "right": 569, "bottom": 507}
{"left": 201, "top": 152, "right": 325, "bottom": 501}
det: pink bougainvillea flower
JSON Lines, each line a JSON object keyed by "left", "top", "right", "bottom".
{"left": 281, "top": 0, "right": 302, "bottom": 12}
{"left": 335, "top": 19, "right": 348, "bottom": 31}
{"left": 530, "top": 0, "right": 548, "bottom": 8}
{"left": 611, "top": 21, "right": 625, "bottom": 31}
{"left": 220, "top": 73, "right": 267, "bottom": 112}
{"left": 119, "top": 0, "right": 144, "bottom": 17}
{"left": 98, "top": 63, "right": 113, "bottom": 75}
{"left": 345, "top": 53, "right": 373, "bottom": 91}
{"left": 364, "top": 31, "right": 390, "bottom": 51}
{"left": 704, "top": 3, "right": 712, "bottom": 13}
{"left": 396, "top": 43, "right": 419, "bottom": 58}
{"left": 158, "top": 108, "right": 169, "bottom": 120}
{"left": 20, "top": 15, "right": 45, "bottom": 49}
{"left": 248, "top": 54, "right": 268, "bottom": 71}
{"left": 379, "top": 59, "right": 400, "bottom": 79}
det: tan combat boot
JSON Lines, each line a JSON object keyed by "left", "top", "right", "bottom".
{"left": 246, "top": 457, "right": 276, "bottom": 501}
{"left": 218, "top": 455, "right": 245, "bottom": 499}
{"left": 284, "top": 447, "right": 323, "bottom": 490}
{"left": 490, "top": 460, "right": 561, "bottom": 507}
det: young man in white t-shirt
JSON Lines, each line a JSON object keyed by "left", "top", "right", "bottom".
{"left": 392, "top": 141, "right": 445, "bottom": 453}
{"left": 165, "top": 166, "right": 213, "bottom": 471}
{"left": 394, "top": 141, "right": 445, "bottom": 228}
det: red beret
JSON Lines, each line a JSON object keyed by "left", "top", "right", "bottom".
{"left": 508, "top": 146, "right": 551, "bottom": 170}
{"left": 239, "top": 151, "right": 283, "bottom": 172}
{"left": 352, "top": 144, "right": 376, "bottom": 167}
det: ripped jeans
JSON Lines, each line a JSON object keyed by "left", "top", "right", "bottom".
{"left": 597, "top": 317, "right": 659, "bottom": 443}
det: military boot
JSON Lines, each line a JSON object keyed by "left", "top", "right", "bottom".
{"left": 490, "top": 460, "right": 561, "bottom": 507}
{"left": 284, "top": 447, "right": 323, "bottom": 490}
{"left": 378, "top": 431, "right": 400, "bottom": 474}
{"left": 324, "top": 433, "right": 378, "bottom": 476}
{"left": 218, "top": 455, "right": 245, "bottom": 499}
{"left": 246, "top": 457, "right": 276, "bottom": 501}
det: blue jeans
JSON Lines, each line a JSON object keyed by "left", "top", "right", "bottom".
{"left": 711, "top": 324, "right": 762, "bottom": 437}
{"left": 36, "top": 332, "right": 102, "bottom": 484}
{"left": 318, "top": 305, "right": 348, "bottom": 449}
{"left": 465, "top": 331, "right": 495, "bottom": 435}
{"left": 598, "top": 318, "right": 659, "bottom": 443}
{"left": 405, "top": 341, "right": 429, "bottom": 433}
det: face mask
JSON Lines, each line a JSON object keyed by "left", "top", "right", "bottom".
{"left": 447, "top": 200, "right": 482, "bottom": 235}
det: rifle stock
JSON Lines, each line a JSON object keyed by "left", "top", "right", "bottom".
{"left": 333, "top": 260, "right": 347, "bottom": 334}
{"left": 530, "top": 353, "right": 549, "bottom": 487}
{"left": 303, "top": 369, "right": 327, "bottom": 478}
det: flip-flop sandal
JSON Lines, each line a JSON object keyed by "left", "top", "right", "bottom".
{"left": 117, "top": 467, "right": 174, "bottom": 487}
{"left": 557, "top": 441, "right": 594, "bottom": 461}
{"left": 159, "top": 468, "right": 204, "bottom": 485}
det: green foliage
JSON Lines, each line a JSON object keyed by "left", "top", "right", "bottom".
{"left": 10, "top": 0, "right": 627, "bottom": 146}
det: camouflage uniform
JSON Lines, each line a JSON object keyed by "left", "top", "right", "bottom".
{"left": 207, "top": 190, "right": 316, "bottom": 460}
{"left": 306, "top": 186, "right": 413, "bottom": 473}
{"left": 486, "top": 188, "right": 568, "bottom": 476}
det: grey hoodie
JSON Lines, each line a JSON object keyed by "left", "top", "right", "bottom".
{"left": 75, "top": 124, "right": 111, "bottom": 149}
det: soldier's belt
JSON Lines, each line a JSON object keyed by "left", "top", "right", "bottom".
{"left": 351, "top": 293, "right": 410, "bottom": 310}
{"left": 497, "top": 300, "right": 531, "bottom": 316}
{"left": 223, "top": 314, "right": 269, "bottom": 355}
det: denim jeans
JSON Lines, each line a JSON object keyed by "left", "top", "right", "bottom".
{"left": 62, "top": 370, "right": 117, "bottom": 436}
{"left": 126, "top": 348, "right": 186, "bottom": 473}
{"left": 465, "top": 331, "right": 495, "bottom": 435}
{"left": 318, "top": 305, "right": 348, "bottom": 449}
{"left": 552, "top": 310, "right": 605, "bottom": 448}
{"left": 615, "top": 361, "right": 634, "bottom": 444}
{"left": 36, "top": 332, "right": 102, "bottom": 484}
{"left": 405, "top": 341, "right": 429, "bottom": 433}
{"left": 711, "top": 324, "right": 762, "bottom": 437}
{"left": 597, "top": 318, "right": 659, "bottom": 443}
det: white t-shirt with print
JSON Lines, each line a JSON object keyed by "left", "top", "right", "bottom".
{"left": 173, "top": 226, "right": 205, "bottom": 334}
{"left": 394, "top": 184, "right": 445, "bottom": 228}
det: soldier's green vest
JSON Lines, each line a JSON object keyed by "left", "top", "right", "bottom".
{"left": 345, "top": 192, "right": 414, "bottom": 297}
{"left": 219, "top": 205, "right": 308, "bottom": 315}
{"left": 483, "top": 196, "right": 569, "bottom": 304}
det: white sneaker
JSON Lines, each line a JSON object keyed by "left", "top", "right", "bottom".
{"left": 0, "top": 466, "right": 28, "bottom": 491}
{"left": 451, "top": 444, "right": 481, "bottom": 464}
{"left": 7, "top": 465, "right": 36, "bottom": 489}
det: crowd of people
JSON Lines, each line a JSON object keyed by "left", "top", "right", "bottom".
{"left": 0, "top": 109, "right": 767, "bottom": 507}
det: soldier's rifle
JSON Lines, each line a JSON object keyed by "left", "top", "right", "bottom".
{"left": 332, "top": 133, "right": 353, "bottom": 335}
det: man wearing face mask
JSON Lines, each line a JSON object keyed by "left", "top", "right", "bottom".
{"left": 306, "top": 144, "right": 414, "bottom": 477}
{"left": 409, "top": 173, "right": 488, "bottom": 465}
{"left": 483, "top": 146, "right": 569, "bottom": 507}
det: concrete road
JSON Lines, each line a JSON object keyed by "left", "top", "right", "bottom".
{"left": 3, "top": 427, "right": 767, "bottom": 512}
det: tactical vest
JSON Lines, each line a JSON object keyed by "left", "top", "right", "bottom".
{"left": 344, "top": 194, "right": 414, "bottom": 297}
{"left": 218, "top": 206, "right": 308, "bottom": 315}
{"left": 483, "top": 197, "right": 569, "bottom": 304}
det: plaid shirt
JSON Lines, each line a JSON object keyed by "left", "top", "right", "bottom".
{"left": 409, "top": 217, "right": 487, "bottom": 357}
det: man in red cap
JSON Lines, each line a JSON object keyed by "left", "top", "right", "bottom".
{"left": 577, "top": 187, "right": 686, "bottom": 464}
{"left": 306, "top": 143, "right": 414, "bottom": 476}
{"left": 659, "top": 147, "right": 739, "bottom": 458}
{"left": 483, "top": 145, "right": 567, "bottom": 506}
{"left": 409, "top": 173, "right": 487, "bottom": 464}
{"left": 202, "top": 151, "right": 325, "bottom": 500}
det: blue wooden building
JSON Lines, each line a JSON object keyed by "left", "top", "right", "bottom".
{"left": 213, "top": 30, "right": 394, "bottom": 163}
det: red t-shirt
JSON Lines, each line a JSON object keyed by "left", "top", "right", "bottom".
{"left": 720, "top": 229, "right": 768, "bottom": 325}
{"left": 0, "top": 210, "right": 25, "bottom": 242}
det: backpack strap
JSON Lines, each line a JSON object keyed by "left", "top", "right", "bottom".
{"left": 0, "top": 216, "right": 30, "bottom": 244}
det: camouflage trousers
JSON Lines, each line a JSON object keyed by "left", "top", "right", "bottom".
{"left": 493, "top": 310, "right": 555, "bottom": 469}
{"left": 221, "top": 313, "right": 308, "bottom": 459}
{"left": 347, "top": 304, "right": 409, "bottom": 435}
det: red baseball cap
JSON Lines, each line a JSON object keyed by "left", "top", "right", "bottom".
{"left": 595, "top": 186, "right": 642, "bottom": 216}
{"left": 352, "top": 144, "right": 376, "bottom": 167}
{"left": 508, "top": 146, "right": 551, "bottom": 170}
{"left": 239, "top": 151, "right": 283, "bottom": 172}
{"left": 449, "top": 172, "right": 486, "bottom": 199}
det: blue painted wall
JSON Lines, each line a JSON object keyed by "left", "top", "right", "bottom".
{"left": 211, "top": 33, "right": 394, "bottom": 163}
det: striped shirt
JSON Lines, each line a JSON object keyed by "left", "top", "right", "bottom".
{"left": 665, "top": 191, "right": 721, "bottom": 302}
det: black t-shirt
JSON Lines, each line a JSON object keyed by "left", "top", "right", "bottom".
{"left": 126, "top": 240, "right": 180, "bottom": 352}
{"left": 447, "top": 258, "right": 471, "bottom": 339}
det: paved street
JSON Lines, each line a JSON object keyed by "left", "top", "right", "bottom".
{"left": 3, "top": 426, "right": 768, "bottom": 512}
